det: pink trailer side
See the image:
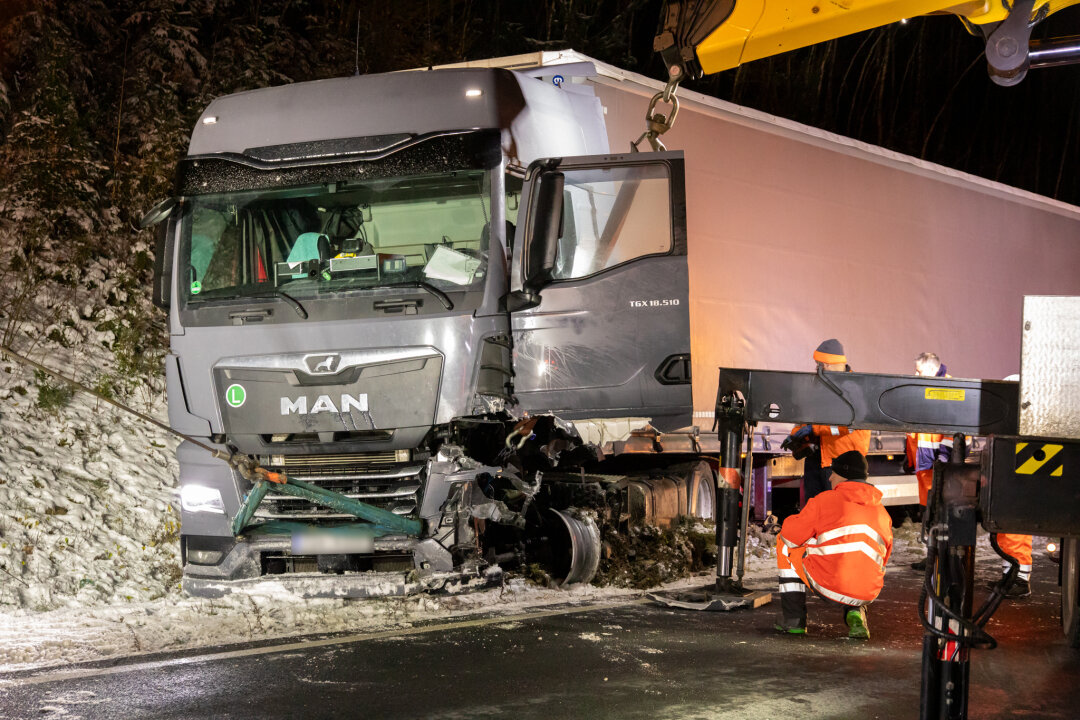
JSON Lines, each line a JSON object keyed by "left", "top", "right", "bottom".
{"left": 582, "top": 61, "right": 1080, "bottom": 420}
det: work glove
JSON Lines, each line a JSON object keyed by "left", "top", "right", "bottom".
{"left": 781, "top": 425, "right": 814, "bottom": 450}
{"left": 781, "top": 426, "right": 817, "bottom": 459}
{"left": 936, "top": 446, "right": 953, "bottom": 466}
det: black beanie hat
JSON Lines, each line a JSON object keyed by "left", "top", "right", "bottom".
{"left": 831, "top": 450, "right": 868, "bottom": 481}
{"left": 814, "top": 339, "right": 846, "bottom": 365}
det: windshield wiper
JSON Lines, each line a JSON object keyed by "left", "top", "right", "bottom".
{"left": 383, "top": 281, "right": 454, "bottom": 311}
{"left": 249, "top": 290, "right": 309, "bottom": 319}
{"left": 201, "top": 289, "right": 309, "bottom": 319}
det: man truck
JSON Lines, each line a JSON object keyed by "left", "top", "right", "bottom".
{"left": 145, "top": 51, "right": 1080, "bottom": 597}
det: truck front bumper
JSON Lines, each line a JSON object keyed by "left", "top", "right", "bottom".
{"left": 180, "top": 533, "right": 473, "bottom": 598}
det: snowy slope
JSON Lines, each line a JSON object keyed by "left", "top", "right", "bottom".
{"left": 0, "top": 375, "right": 180, "bottom": 612}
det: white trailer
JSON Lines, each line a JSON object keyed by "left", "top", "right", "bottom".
{"left": 435, "top": 51, "right": 1080, "bottom": 510}
{"left": 442, "top": 51, "right": 1080, "bottom": 402}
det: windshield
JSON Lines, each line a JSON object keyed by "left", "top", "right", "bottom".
{"left": 181, "top": 169, "right": 492, "bottom": 303}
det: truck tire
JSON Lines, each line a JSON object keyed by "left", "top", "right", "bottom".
{"left": 550, "top": 509, "right": 601, "bottom": 586}
{"left": 1062, "top": 537, "right": 1080, "bottom": 648}
{"left": 685, "top": 461, "right": 716, "bottom": 522}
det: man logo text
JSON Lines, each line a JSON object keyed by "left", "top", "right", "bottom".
{"left": 281, "top": 394, "right": 369, "bottom": 415}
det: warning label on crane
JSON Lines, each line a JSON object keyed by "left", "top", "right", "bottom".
{"left": 925, "top": 387, "right": 966, "bottom": 402}
{"left": 1014, "top": 442, "right": 1064, "bottom": 476}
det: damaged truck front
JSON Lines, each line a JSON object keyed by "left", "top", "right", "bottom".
{"left": 149, "top": 67, "right": 705, "bottom": 597}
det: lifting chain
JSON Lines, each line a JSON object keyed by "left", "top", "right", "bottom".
{"left": 631, "top": 71, "right": 683, "bottom": 152}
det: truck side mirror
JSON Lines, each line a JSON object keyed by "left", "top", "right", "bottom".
{"left": 505, "top": 168, "right": 564, "bottom": 313}
{"left": 523, "top": 171, "right": 564, "bottom": 290}
{"left": 139, "top": 197, "right": 177, "bottom": 229}
{"left": 140, "top": 198, "right": 180, "bottom": 311}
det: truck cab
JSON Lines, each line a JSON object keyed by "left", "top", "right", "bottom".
{"left": 152, "top": 66, "right": 694, "bottom": 595}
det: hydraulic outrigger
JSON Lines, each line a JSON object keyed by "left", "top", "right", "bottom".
{"left": 711, "top": 353, "right": 1080, "bottom": 719}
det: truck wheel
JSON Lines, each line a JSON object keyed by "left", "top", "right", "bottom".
{"left": 685, "top": 461, "right": 716, "bottom": 521}
{"left": 1062, "top": 537, "right": 1080, "bottom": 648}
{"left": 527, "top": 508, "right": 601, "bottom": 586}
{"left": 550, "top": 509, "right": 601, "bottom": 586}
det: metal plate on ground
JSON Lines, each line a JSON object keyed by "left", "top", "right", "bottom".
{"left": 1020, "top": 296, "right": 1080, "bottom": 440}
{"left": 648, "top": 585, "right": 772, "bottom": 611}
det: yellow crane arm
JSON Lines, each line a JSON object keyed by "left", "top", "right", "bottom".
{"left": 655, "top": 0, "right": 1080, "bottom": 86}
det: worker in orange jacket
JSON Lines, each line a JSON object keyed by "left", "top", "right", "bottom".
{"left": 907, "top": 353, "right": 954, "bottom": 571}
{"left": 908, "top": 354, "right": 953, "bottom": 503}
{"left": 783, "top": 339, "right": 871, "bottom": 501}
{"left": 994, "top": 375, "right": 1033, "bottom": 597}
{"left": 775, "top": 450, "right": 893, "bottom": 638}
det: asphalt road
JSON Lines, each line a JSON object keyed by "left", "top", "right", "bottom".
{"left": 1, "top": 553, "right": 1076, "bottom": 720}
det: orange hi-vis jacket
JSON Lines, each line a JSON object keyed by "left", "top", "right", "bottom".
{"left": 793, "top": 424, "right": 872, "bottom": 468}
{"left": 777, "top": 481, "right": 893, "bottom": 605}
{"left": 905, "top": 432, "right": 953, "bottom": 473}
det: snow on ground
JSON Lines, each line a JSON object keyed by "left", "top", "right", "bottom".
{"left": 0, "top": 344, "right": 1041, "bottom": 675}
{"left": 0, "top": 566, "right": 782, "bottom": 674}
{"left": 0, "top": 483, "right": 1002, "bottom": 677}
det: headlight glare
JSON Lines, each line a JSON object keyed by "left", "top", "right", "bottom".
{"left": 180, "top": 484, "right": 225, "bottom": 514}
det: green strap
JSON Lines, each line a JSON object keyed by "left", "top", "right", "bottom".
{"left": 232, "top": 480, "right": 271, "bottom": 535}
{"left": 231, "top": 475, "right": 422, "bottom": 537}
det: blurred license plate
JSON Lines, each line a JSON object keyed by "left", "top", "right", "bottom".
{"left": 292, "top": 531, "right": 374, "bottom": 555}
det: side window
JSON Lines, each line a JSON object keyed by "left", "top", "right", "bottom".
{"left": 551, "top": 163, "right": 672, "bottom": 281}
{"left": 190, "top": 206, "right": 240, "bottom": 293}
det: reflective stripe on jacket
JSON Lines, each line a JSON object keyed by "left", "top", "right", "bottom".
{"left": 777, "top": 481, "right": 893, "bottom": 605}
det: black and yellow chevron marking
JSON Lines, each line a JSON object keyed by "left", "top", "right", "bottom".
{"left": 1015, "top": 442, "right": 1064, "bottom": 476}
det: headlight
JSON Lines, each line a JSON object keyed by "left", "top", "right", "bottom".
{"left": 180, "top": 484, "right": 225, "bottom": 514}
{"left": 187, "top": 549, "right": 224, "bottom": 565}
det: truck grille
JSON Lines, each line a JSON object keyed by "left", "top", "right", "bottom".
{"left": 254, "top": 453, "right": 423, "bottom": 520}
{"left": 273, "top": 451, "right": 404, "bottom": 476}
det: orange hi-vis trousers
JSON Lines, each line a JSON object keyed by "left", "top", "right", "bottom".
{"left": 998, "top": 533, "right": 1033, "bottom": 581}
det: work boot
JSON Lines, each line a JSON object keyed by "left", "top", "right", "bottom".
{"left": 846, "top": 607, "right": 870, "bottom": 639}
{"left": 910, "top": 558, "right": 927, "bottom": 571}
{"left": 774, "top": 616, "right": 807, "bottom": 635}
{"left": 988, "top": 578, "right": 1031, "bottom": 598}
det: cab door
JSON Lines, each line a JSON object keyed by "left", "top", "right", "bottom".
{"left": 508, "top": 152, "right": 691, "bottom": 431}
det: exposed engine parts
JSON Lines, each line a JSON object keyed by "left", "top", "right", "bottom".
{"left": 414, "top": 414, "right": 717, "bottom": 588}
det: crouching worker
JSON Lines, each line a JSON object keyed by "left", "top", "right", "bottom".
{"left": 775, "top": 451, "right": 893, "bottom": 639}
